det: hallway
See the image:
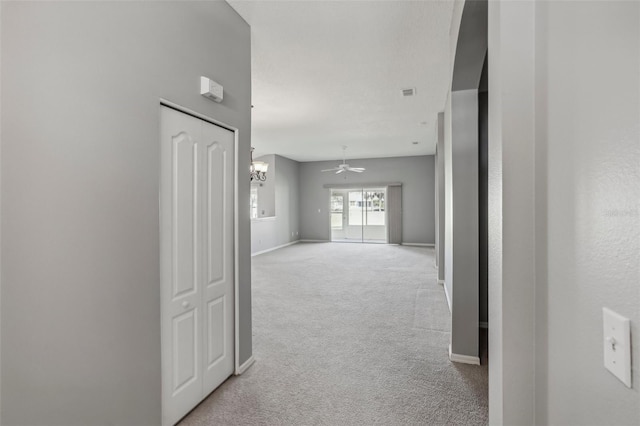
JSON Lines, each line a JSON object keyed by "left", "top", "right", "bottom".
{"left": 180, "top": 243, "right": 488, "bottom": 425}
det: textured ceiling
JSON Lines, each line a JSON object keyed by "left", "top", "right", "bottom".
{"left": 228, "top": 0, "right": 455, "bottom": 162}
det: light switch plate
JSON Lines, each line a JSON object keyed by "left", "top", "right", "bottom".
{"left": 603, "top": 307, "right": 632, "bottom": 388}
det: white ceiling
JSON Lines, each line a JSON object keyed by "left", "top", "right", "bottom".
{"left": 228, "top": 0, "right": 455, "bottom": 162}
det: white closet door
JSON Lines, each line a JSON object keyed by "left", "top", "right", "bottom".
{"left": 160, "top": 106, "right": 234, "bottom": 426}
{"left": 201, "top": 122, "right": 234, "bottom": 395}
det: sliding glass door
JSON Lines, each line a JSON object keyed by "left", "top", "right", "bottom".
{"left": 362, "top": 190, "right": 386, "bottom": 241}
{"left": 346, "top": 190, "right": 363, "bottom": 240}
{"left": 330, "top": 188, "right": 386, "bottom": 243}
{"left": 330, "top": 192, "right": 346, "bottom": 240}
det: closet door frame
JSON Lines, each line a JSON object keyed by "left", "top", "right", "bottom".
{"left": 159, "top": 100, "right": 242, "bottom": 424}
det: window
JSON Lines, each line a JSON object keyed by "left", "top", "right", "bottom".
{"left": 348, "top": 191, "right": 363, "bottom": 225}
{"left": 330, "top": 194, "right": 344, "bottom": 229}
{"left": 364, "top": 191, "right": 385, "bottom": 225}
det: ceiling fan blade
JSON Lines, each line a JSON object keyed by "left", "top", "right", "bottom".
{"left": 323, "top": 147, "right": 368, "bottom": 174}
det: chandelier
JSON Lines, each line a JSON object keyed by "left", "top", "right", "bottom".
{"left": 250, "top": 147, "right": 268, "bottom": 181}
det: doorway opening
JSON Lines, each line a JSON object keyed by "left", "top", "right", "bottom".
{"left": 330, "top": 188, "right": 387, "bottom": 243}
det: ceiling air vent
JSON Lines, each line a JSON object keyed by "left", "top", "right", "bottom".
{"left": 402, "top": 88, "right": 416, "bottom": 97}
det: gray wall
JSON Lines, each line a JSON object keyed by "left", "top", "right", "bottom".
{"left": 443, "top": 0, "right": 489, "bottom": 360}
{"left": 0, "top": 2, "right": 3, "bottom": 414}
{"left": 542, "top": 1, "right": 640, "bottom": 424}
{"left": 488, "top": 2, "right": 533, "bottom": 422}
{"left": 254, "top": 154, "right": 276, "bottom": 218}
{"left": 434, "top": 150, "right": 439, "bottom": 266}
{"left": 252, "top": 155, "right": 301, "bottom": 254}
{"left": 446, "top": 0, "right": 487, "bottom": 362}
{"left": 299, "top": 156, "right": 435, "bottom": 244}
{"left": 437, "top": 112, "right": 445, "bottom": 283}
{"left": 449, "top": 90, "right": 479, "bottom": 358}
{"left": 489, "top": 1, "right": 640, "bottom": 424}
{"left": 1, "top": 2, "right": 251, "bottom": 425}
{"left": 444, "top": 94, "right": 454, "bottom": 309}
{"left": 478, "top": 68, "right": 488, "bottom": 326}
{"left": 451, "top": 1, "right": 487, "bottom": 91}
{"left": 488, "top": 2, "right": 537, "bottom": 422}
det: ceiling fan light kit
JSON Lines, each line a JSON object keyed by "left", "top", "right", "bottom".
{"left": 321, "top": 146, "right": 366, "bottom": 175}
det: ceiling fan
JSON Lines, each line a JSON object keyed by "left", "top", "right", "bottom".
{"left": 321, "top": 146, "right": 366, "bottom": 174}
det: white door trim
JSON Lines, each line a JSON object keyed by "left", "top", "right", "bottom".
{"left": 159, "top": 99, "right": 242, "bottom": 379}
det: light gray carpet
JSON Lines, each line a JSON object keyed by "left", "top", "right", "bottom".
{"left": 180, "top": 243, "right": 488, "bottom": 425}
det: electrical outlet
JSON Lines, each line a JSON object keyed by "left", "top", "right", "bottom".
{"left": 603, "top": 307, "right": 632, "bottom": 388}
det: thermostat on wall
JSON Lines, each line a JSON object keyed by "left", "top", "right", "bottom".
{"left": 200, "top": 76, "right": 223, "bottom": 103}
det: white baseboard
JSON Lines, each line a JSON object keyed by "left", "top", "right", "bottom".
{"left": 235, "top": 356, "right": 255, "bottom": 375}
{"left": 443, "top": 281, "right": 452, "bottom": 313}
{"left": 449, "top": 344, "right": 480, "bottom": 365}
{"left": 402, "top": 243, "right": 435, "bottom": 247}
{"left": 480, "top": 321, "right": 489, "bottom": 329}
{"left": 300, "top": 239, "right": 330, "bottom": 243}
{"left": 252, "top": 240, "right": 299, "bottom": 257}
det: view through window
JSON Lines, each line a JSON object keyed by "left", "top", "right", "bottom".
{"left": 331, "top": 188, "right": 386, "bottom": 243}
{"left": 331, "top": 193, "right": 344, "bottom": 230}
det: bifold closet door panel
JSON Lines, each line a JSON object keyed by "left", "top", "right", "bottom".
{"left": 160, "top": 106, "right": 204, "bottom": 426}
{"left": 200, "top": 120, "right": 235, "bottom": 396}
